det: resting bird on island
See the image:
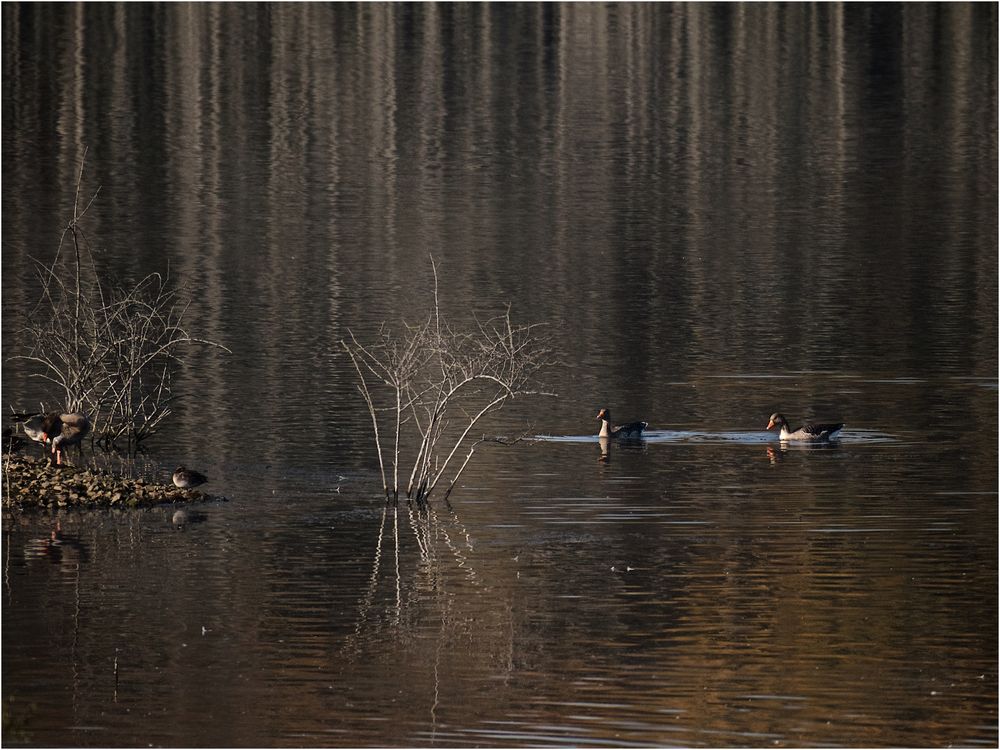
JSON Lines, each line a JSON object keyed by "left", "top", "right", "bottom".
{"left": 596, "top": 408, "right": 648, "bottom": 439}
{"left": 173, "top": 466, "right": 209, "bottom": 490}
{"left": 766, "top": 412, "right": 844, "bottom": 442}
{"left": 50, "top": 413, "right": 91, "bottom": 465}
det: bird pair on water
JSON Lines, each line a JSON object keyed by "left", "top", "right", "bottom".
{"left": 596, "top": 408, "right": 845, "bottom": 441}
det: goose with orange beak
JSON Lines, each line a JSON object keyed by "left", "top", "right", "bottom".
{"left": 766, "top": 412, "right": 844, "bottom": 441}
{"left": 596, "top": 408, "right": 648, "bottom": 439}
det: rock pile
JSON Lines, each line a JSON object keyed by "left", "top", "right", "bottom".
{"left": 2, "top": 455, "right": 225, "bottom": 509}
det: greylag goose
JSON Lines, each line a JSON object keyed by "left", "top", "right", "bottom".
{"left": 766, "top": 412, "right": 844, "bottom": 441}
{"left": 596, "top": 408, "right": 648, "bottom": 439}
{"left": 13, "top": 412, "right": 88, "bottom": 464}
{"left": 50, "top": 413, "right": 91, "bottom": 465}
{"left": 13, "top": 412, "right": 62, "bottom": 446}
{"left": 173, "top": 466, "right": 209, "bottom": 490}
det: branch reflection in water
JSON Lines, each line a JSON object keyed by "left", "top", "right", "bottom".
{"left": 337, "top": 495, "right": 515, "bottom": 740}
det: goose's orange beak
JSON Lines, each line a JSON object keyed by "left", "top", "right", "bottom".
{"left": 766, "top": 419, "right": 775, "bottom": 430}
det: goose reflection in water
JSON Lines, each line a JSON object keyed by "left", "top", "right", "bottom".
{"left": 767, "top": 440, "right": 842, "bottom": 464}
{"left": 597, "top": 434, "right": 649, "bottom": 464}
{"left": 25, "top": 521, "right": 88, "bottom": 571}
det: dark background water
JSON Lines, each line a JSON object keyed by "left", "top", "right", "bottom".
{"left": 2, "top": 3, "right": 997, "bottom": 747}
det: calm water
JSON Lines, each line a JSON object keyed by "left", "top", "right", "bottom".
{"left": 2, "top": 3, "right": 997, "bottom": 747}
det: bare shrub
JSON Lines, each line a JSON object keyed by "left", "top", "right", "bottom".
{"left": 342, "top": 260, "right": 555, "bottom": 504}
{"left": 10, "top": 151, "right": 228, "bottom": 452}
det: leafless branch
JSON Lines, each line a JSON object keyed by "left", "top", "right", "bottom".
{"left": 341, "top": 258, "right": 556, "bottom": 505}
{"left": 8, "top": 151, "right": 229, "bottom": 453}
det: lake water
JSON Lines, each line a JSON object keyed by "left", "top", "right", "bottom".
{"left": 2, "top": 4, "right": 997, "bottom": 747}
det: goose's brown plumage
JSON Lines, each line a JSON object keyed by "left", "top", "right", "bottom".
{"left": 14, "top": 412, "right": 62, "bottom": 446}
{"left": 50, "top": 413, "right": 91, "bottom": 465}
{"left": 766, "top": 412, "right": 844, "bottom": 441}
{"left": 596, "top": 408, "right": 648, "bottom": 439}
{"left": 12, "top": 412, "right": 89, "bottom": 464}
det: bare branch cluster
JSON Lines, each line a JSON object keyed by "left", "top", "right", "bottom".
{"left": 10, "top": 151, "right": 229, "bottom": 452}
{"left": 342, "top": 260, "right": 555, "bottom": 504}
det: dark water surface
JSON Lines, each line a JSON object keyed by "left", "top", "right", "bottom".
{"left": 2, "top": 4, "right": 997, "bottom": 747}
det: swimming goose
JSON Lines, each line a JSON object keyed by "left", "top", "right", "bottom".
{"left": 596, "top": 408, "right": 648, "bottom": 439}
{"left": 766, "top": 412, "right": 844, "bottom": 441}
{"left": 173, "top": 466, "right": 209, "bottom": 490}
{"left": 50, "top": 413, "right": 91, "bottom": 465}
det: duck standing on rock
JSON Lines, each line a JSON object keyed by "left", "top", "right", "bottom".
{"left": 173, "top": 466, "right": 209, "bottom": 490}
{"left": 596, "top": 408, "right": 648, "bottom": 439}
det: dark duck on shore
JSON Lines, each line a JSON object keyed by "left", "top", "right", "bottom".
{"left": 596, "top": 408, "right": 648, "bottom": 439}
{"left": 766, "top": 412, "right": 844, "bottom": 441}
{"left": 173, "top": 466, "right": 209, "bottom": 490}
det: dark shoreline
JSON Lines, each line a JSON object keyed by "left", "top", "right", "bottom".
{"left": 2, "top": 454, "right": 226, "bottom": 509}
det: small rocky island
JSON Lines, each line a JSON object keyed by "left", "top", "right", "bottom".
{"left": 2, "top": 454, "right": 225, "bottom": 510}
